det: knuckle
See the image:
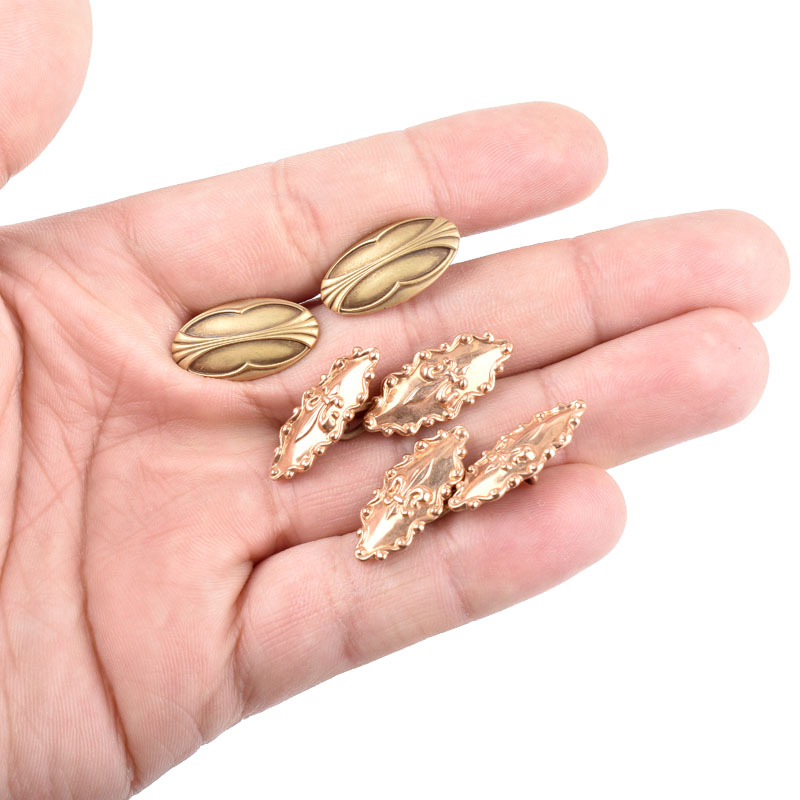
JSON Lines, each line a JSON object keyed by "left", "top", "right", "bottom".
{"left": 402, "top": 126, "right": 451, "bottom": 212}
{"left": 269, "top": 157, "right": 328, "bottom": 271}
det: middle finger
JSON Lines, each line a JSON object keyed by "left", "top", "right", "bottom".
{"left": 233, "top": 207, "right": 786, "bottom": 415}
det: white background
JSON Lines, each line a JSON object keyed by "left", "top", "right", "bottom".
{"left": 2, "top": 1, "right": 797, "bottom": 797}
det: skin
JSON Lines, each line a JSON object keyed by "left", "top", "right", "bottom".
{"left": 0, "top": 1, "right": 790, "bottom": 797}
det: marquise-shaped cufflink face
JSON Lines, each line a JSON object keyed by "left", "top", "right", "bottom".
{"left": 172, "top": 298, "right": 319, "bottom": 381}
{"left": 320, "top": 217, "right": 460, "bottom": 315}
{"left": 271, "top": 347, "right": 380, "bottom": 479}
{"left": 363, "top": 332, "right": 513, "bottom": 436}
{"left": 448, "top": 401, "right": 586, "bottom": 511}
{"left": 355, "top": 426, "right": 469, "bottom": 561}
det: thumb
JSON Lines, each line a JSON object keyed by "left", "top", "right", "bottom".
{"left": 0, "top": 0, "right": 91, "bottom": 188}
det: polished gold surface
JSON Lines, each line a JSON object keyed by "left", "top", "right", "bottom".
{"left": 363, "top": 332, "right": 512, "bottom": 436}
{"left": 448, "top": 401, "right": 586, "bottom": 511}
{"left": 271, "top": 347, "right": 380, "bottom": 479}
{"left": 320, "top": 217, "right": 460, "bottom": 315}
{"left": 355, "top": 426, "right": 469, "bottom": 561}
{"left": 172, "top": 298, "right": 319, "bottom": 380}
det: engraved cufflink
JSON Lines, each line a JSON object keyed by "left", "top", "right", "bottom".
{"left": 355, "top": 427, "right": 469, "bottom": 561}
{"left": 270, "top": 347, "right": 380, "bottom": 480}
{"left": 364, "top": 332, "right": 512, "bottom": 436}
{"left": 354, "top": 400, "right": 587, "bottom": 561}
{"left": 270, "top": 332, "right": 511, "bottom": 479}
{"left": 448, "top": 401, "right": 587, "bottom": 511}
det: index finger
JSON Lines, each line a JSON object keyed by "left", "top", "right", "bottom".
{"left": 116, "top": 102, "right": 607, "bottom": 309}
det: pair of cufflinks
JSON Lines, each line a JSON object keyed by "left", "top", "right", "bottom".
{"left": 268, "top": 332, "right": 585, "bottom": 561}
{"left": 171, "top": 217, "right": 461, "bottom": 380}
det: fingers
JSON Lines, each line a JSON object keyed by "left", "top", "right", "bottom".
{"left": 113, "top": 102, "right": 607, "bottom": 308}
{"left": 0, "top": 0, "right": 91, "bottom": 187}
{"left": 478, "top": 306, "right": 769, "bottom": 468}
{"left": 261, "top": 307, "right": 767, "bottom": 547}
{"left": 254, "top": 208, "right": 789, "bottom": 407}
{"left": 106, "top": 207, "right": 785, "bottom": 431}
{"left": 234, "top": 463, "right": 625, "bottom": 713}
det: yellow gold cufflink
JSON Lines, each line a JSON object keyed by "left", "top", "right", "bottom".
{"left": 320, "top": 216, "right": 459, "bottom": 315}
{"left": 171, "top": 298, "right": 319, "bottom": 381}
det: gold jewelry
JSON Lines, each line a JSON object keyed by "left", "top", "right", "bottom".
{"left": 167, "top": 215, "right": 586, "bottom": 561}
{"left": 270, "top": 331, "right": 511, "bottom": 479}
{"left": 448, "top": 401, "right": 586, "bottom": 511}
{"left": 271, "top": 347, "right": 380, "bottom": 479}
{"left": 355, "top": 426, "right": 469, "bottom": 561}
{"left": 171, "top": 298, "right": 318, "bottom": 381}
{"left": 364, "top": 332, "right": 512, "bottom": 436}
{"left": 170, "top": 217, "right": 460, "bottom": 381}
{"left": 355, "top": 401, "right": 586, "bottom": 561}
{"left": 320, "top": 217, "right": 460, "bottom": 315}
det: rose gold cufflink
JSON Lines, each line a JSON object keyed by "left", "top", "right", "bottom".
{"left": 270, "top": 332, "right": 511, "bottom": 479}
{"left": 448, "top": 401, "right": 587, "bottom": 511}
{"left": 354, "top": 401, "right": 587, "bottom": 561}
{"left": 269, "top": 347, "right": 380, "bottom": 480}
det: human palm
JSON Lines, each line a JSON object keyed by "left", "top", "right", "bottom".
{"left": 0, "top": 3, "right": 789, "bottom": 798}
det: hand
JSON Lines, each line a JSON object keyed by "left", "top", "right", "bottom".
{"left": 0, "top": 2, "right": 789, "bottom": 797}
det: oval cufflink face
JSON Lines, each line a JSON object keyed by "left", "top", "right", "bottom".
{"left": 171, "top": 298, "right": 319, "bottom": 380}
{"left": 320, "top": 217, "right": 460, "bottom": 315}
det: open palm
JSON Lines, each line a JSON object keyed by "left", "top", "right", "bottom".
{"left": 0, "top": 3, "right": 789, "bottom": 797}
